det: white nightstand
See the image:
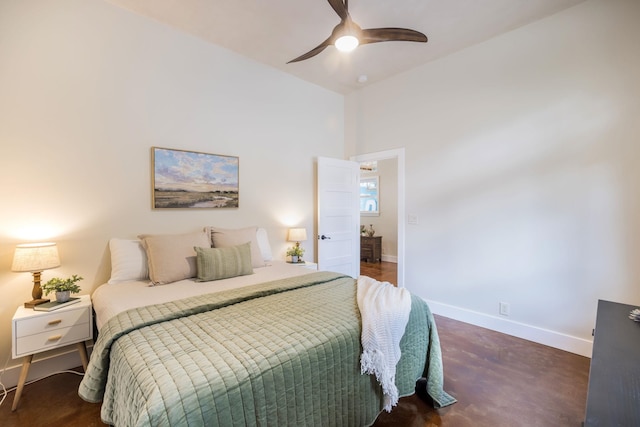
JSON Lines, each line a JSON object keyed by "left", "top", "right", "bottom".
{"left": 11, "top": 294, "right": 93, "bottom": 411}
{"left": 295, "top": 261, "right": 318, "bottom": 271}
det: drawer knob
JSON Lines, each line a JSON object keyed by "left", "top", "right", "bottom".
{"left": 47, "top": 335, "right": 62, "bottom": 341}
{"left": 48, "top": 319, "right": 62, "bottom": 326}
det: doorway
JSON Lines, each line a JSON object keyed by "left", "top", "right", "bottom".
{"left": 351, "top": 148, "right": 405, "bottom": 287}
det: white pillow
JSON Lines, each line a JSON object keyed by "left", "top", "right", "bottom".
{"left": 108, "top": 239, "right": 149, "bottom": 284}
{"left": 256, "top": 228, "right": 272, "bottom": 261}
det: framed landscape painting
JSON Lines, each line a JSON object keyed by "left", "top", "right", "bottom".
{"left": 152, "top": 147, "right": 239, "bottom": 209}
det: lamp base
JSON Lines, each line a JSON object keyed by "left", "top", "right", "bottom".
{"left": 24, "top": 298, "right": 50, "bottom": 308}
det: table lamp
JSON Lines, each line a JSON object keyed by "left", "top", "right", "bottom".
{"left": 12, "top": 242, "right": 61, "bottom": 307}
{"left": 287, "top": 228, "right": 307, "bottom": 250}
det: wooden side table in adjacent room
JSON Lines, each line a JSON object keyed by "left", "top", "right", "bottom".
{"left": 360, "top": 235, "right": 382, "bottom": 263}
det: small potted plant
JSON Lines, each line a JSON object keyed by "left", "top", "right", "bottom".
{"left": 286, "top": 246, "right": 305, "bottom": 263}
{"left": 42, "top": 274, "right": 83, "bottom": 303}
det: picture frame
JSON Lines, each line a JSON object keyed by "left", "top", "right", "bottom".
{"left": 360, "top": 176, "right": 379, "bottom": 216}
{"left": 151, "top": 147, "right": 239, "bottom": 209}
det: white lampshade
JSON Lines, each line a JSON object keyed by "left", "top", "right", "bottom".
{"left": 288, "top": 228, "right": 308, "bottom": 243}
{"left": 12, "top": 242, "right": 61, "bottom": 272}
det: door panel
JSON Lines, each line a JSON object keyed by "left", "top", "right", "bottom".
{"left": 317, "top": 157, "right": 360, "bottom": 277}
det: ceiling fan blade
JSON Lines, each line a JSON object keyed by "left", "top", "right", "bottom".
{"left": 327, "top": 0, "right": 348, "bottom": 21}
{"left": 287, "top": 3, "right": 428, "bottom": 64}
{"left": 287, "top": 38, "right": 332, "bottom": 63}
{"left": 360, "top": 28, "right": 428, "bottom": 45}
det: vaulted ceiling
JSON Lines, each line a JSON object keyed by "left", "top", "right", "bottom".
{"left": 105, "top": 0, "right": 585, "bottom": 94}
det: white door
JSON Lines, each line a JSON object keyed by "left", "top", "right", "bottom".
{"left": 317, "top": 157, "right": 360, "bottom": 277}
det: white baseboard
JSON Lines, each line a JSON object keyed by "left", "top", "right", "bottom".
{"left": 425, "top": 299, "right": 593, "bottom": 358}
{"left": 1, "top": 345, "right": 93, "bottom": 390}
{"left": 381, "top": 255, "right": 397, "bottom": 263}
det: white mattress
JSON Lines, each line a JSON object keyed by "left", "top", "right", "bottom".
{"left": 92, "top": 261, "right": 313, "bottom": 331}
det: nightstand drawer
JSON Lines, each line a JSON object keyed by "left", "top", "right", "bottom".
{"left": 15, "top": 322, "right": 91, "bottom": 357}
{"left": 15, "top": 307, "right": 90, "bottom": 338}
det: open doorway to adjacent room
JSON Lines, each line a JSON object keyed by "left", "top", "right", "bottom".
{"left": 351, "top": 149, "right": 405, "bottom": 287}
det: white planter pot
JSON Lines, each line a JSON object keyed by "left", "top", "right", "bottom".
{"left": 56, "top": 291, "right": 71, "bottom": 303}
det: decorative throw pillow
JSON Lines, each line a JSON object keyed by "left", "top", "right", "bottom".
{"left": 194, "top": 243, "right": 254, "bottom": 282}
{"left": 139, "top": 230, "right": 210, "bottom": 285}
{"left": 108, "top": 239, "right": 149, "bottom": 284}
{"left": 207, "top": 226, "right": 265, "bottom": 268}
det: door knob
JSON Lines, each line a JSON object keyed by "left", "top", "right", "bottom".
{"left": 319, "top": 235, "right": 331, "bottom": 240}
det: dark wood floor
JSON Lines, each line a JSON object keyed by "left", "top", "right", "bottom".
{"left": 1, "top": 261, "right": 590, "bottom": 426}
{"left": 374, "top": 315, "right": 590, "bottom": 426}
{"left": 360, "top": 260, "right": 398, "bottom": 285}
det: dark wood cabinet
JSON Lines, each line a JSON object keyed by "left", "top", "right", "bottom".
{"left": 584, "top": 299, "right": 640, "bottom": 426}
{"left": 360, "top": 236, "right": 382, "bottom": 263}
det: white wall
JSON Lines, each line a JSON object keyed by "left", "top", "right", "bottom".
{"left": 0, "top": 0, "right": 344, "bottom": 385}
{"left": 346, "top": 0, "right": 640, "bottom": 356}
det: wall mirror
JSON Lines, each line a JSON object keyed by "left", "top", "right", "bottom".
{"left": 360, "top": 176, "right": 379, "bottom": 216}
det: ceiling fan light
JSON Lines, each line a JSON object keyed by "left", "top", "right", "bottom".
{"left": 335, "top": 35, "right": 359, "bottom": 52}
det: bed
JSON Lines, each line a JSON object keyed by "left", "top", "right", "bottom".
{"left": 79, "top": 227, "right": 455, "bottom": 426}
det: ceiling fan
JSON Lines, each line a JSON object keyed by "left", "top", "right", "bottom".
{"left": 287, "top": 0, "right": 428, "bottom": 64}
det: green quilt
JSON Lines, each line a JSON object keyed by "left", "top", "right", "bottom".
{"left": 79, "top": 271, "right": 455, "bottom": 426}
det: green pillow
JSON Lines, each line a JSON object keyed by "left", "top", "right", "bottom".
{"left": 194, "top": 242, "right": 254, "bottom": 282}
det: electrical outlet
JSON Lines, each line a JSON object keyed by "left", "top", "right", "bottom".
{"left": 499, "top": 302, "right": 510, "bottom": 316}
{"left": 408, "top": 214, "right": 419, "bottom": 225}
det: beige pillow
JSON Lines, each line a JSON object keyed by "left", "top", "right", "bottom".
{"left": 195, "top": 243, "right": 253, "bottom": 282}
{"left": 139, "top": 231, "right": 210, "bottom": 285}
{"left": 207, "top": 226, "right": 265, "bottom": 268}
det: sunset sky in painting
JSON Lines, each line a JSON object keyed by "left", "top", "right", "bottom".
{"left": 153, "top": 148, "right": 239, "bottom": 192}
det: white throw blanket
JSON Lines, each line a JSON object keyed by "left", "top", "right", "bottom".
{"left": 356, "top": 275, "right": 412, "bottom": 412}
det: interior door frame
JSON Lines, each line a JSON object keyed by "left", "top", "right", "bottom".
{"left": 350, "top": 148, "right": 405, "bottom": 288}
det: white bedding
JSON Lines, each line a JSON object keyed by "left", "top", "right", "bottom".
{"left": 92, "top": 261, "right": 313, "bottom": 331}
